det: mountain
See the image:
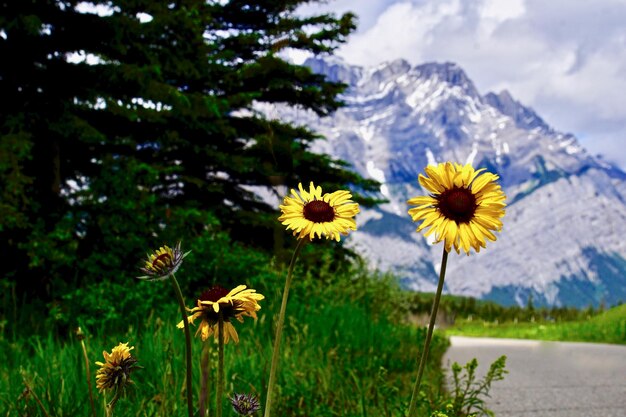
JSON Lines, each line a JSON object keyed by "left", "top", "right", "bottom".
{"left": 274, "top": 57, "right": 626, "bottom": 307}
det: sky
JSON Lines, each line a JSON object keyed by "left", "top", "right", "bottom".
{"left": 297, "top": 0, "right": 626, "bottom": 170}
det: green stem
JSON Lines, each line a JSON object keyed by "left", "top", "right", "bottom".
{"left": 263, "top": 238, "right": 307, "bottom": 417}
{"left": 79, "top": 338, "right": 97, "bottom": 417}
{"left": 21, "top": 378, "right": 51, "bottom": 417}
{"left": 106, "top": 387, "right": 123, "bottom": 417}
{"left": 169, "top": 273, "right": 194, "bottom": 417}
{"left": 217, "top": 312, "right": 225, "bottom": 417}
{"left": 200, "top": 342, "right": 211, "bottom": 417}
{"left": 407, "top": 247, "right": 449, "bottom": 417}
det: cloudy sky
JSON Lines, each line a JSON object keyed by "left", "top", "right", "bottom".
{"left": 298, "top": 0, "right": 626, "bottom": 170}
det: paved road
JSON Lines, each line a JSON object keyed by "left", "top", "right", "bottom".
{"left": 444, "top": 336, "right": 626, "bottom": 417}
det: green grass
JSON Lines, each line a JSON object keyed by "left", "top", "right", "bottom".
{"left": 1, "top": 285, "right": 450, "bottom": 416}
{"left": 448, "top": 303, "right": 626, "bottom": 345}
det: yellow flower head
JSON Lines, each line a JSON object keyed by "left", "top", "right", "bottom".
{"left": 138, "top": 241, "right": 189, "bottom": 281}
{"left": 95, "top": 342, "right": 139, "bottom": 393}
{"left": 407, "top": 162, "right": 506, "bottom": 255}
{"left": 178, "top": 285, "right": 264, "bottom": 344}
{"left": 278, "top": 182, "right": 360, "bottom": 241}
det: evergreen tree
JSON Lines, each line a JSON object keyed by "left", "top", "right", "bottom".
{"left": 0, "top": 0, "right": 379, "bottom": 298}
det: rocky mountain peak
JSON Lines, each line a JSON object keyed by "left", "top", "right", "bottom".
{"left": 484, "top": 90, "right": 549, "bottom": 131}
{"left": 367, "top": 59, "right": 412, "bottom": 83}
{"left": 412, "top": 62, "right": 480, "bottom": 98}
{"left": 304, "top": 56, "right": 362, "bottom": 85}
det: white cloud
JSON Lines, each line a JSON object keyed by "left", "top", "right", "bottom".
{"left": 307, "top": 0, "right": 626, "bottom": 169}
{"left": 478, "top": 0, "right": 525, "bottom": 36}
{"left": 340, "top": 0, "right": 464, "bottom": 65}
{"left": 479, "top": 0, "right": 525, "bottom": 21}
{"left": 297, "top": 0, "right": 398, "bottom": 32}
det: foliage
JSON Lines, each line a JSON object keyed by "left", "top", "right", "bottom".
{"left": 41, "top": 223, "right": 277, "bottom": 333}
{"left": 423, "top": 356, "right": 507, "bottom": 417}
{"left": 0, "top": 0, "right": 380, "bottom": 303}
{"left": 446, "top": 356, "right": 507, "bottom": 417}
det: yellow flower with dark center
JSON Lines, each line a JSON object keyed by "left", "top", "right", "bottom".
{"left": 278, "top": 182, "right": 360, "bottom": 241}
{"left": 138, "top": 241, "right": 189, "bottom": 280}
{"left": 407, "top": 162, "right": 506, "bottom": 255}
{"left": 177, "top": 285, "right": 264, "bottom": 344}
{"left": 95, "top": 342, "right": 139, "bottom": 393}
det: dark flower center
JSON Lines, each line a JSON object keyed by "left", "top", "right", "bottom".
{"left": 200, "top": 286, "right": 230, "bottom": 302}
{"left": 303, "top": 199, "right": 335, "bottom": 223}
{"left": 436, "top": 186, "right": 477, "bottom": 223}
{"left": 199, "top": 286, "right": 240, "bottom": 322}
{"left": 152, "top": 253, "right": 172, "bottom": 268}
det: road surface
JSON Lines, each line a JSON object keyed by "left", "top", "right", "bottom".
{"left": 444, "top": 336, "right": 626, "bottom": 417}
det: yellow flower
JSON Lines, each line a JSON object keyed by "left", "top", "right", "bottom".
{"left": 278, "top": 182, "right": 360, "bottom": 241}
{"left": 407, "top": 162, "right": 506, "bottom": 255}
{"left": 138, "top": 241, "right": 189, "bottom": 281}
{"left": 95, "top": 342, "right": 139, "bottom": 392}
{"left": 177, "top": 285, "right": 264, "bottom": 344}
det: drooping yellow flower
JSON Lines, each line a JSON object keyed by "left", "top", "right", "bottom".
{"left": 278, "top": 182, "right": 360, "bottom": 241}
{"left": 95, "top": 342, "right": 139, "bottom": 392}
{"left": 407, "top": 162, "right": 506, "bottom": 255}
{"left": 138, "top": 241, "right": 189, "bottom": 281}
{"left": 178, "top": 285, "right": 264, "bottom": 344}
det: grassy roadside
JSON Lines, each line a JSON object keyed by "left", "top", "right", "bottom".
{"left": 447, "top": 303, "right": 626, "bottom": 345}
{"left": 1, "top": 305, "right": 450, "bottom": 417}
{"left": 1, "top": 261, "right": 454, "bottom": 417}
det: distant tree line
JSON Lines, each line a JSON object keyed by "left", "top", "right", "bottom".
{"left": 407, "top": 293, "right": 606, "bottom": 324}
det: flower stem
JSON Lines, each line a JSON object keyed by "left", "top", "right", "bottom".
{"left": 169, "top": 273, "right": 194, "bottom": 417}
{"left": 21, "top": 377, "right": 51, "bottom": 417}
{"left": 106, "top": 387, "right": 123, "bottom": 417}
{"left": 200, "top": 342, "right": 211, "bottom": 417}
{"left": 78, "top": 333, "right": 97, "bottom": 417}
{"left": 407, "top": 247, "right": 449, "bottom": 417}
{"left": 217, "top": 311, "right": 225, "bottom": 417}
{"left": 263, "top": 238, "right": 307, "bottom": 417}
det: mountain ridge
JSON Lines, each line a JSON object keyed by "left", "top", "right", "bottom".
{"left": 277, "top": 57, "right": 626, "bottom": 307}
